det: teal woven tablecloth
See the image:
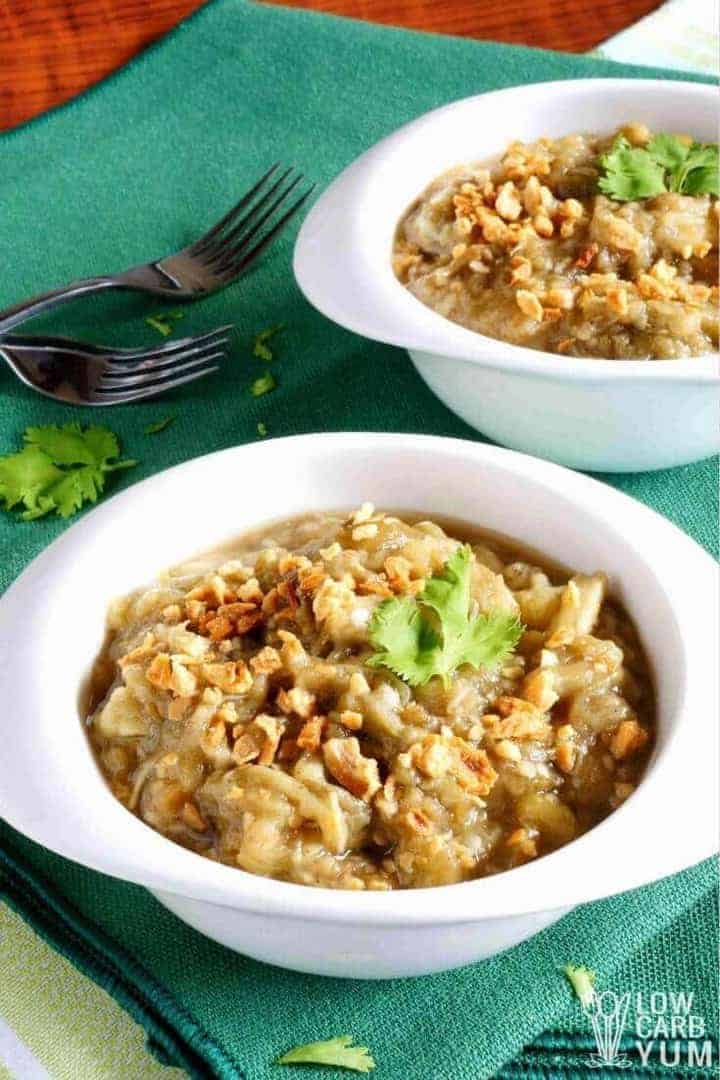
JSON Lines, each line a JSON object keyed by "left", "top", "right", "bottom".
{"left": 0, "top": 1, "right": 717, "bottom": 1076}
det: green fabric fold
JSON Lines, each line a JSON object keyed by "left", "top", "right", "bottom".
{"left": 0, "top": 0, "right": 717, "bottom": 1076}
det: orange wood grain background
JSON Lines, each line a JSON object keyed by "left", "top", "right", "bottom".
{"left": 0, "top": 0, "right": 661, "bottom": 132}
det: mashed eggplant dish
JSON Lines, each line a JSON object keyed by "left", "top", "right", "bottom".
{"left": 393, "top": 124, "right": 718, "bottom": 359}
{"left": 87, "top": 507, "right": 654, "bottom": 890}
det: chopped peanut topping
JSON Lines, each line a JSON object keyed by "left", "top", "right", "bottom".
{"left": 356, "top": 577, "right": 393, "bottom": 598}
{"left": 410, "top": 733, "right": 497, "bottom": 796}
{"left": 495, "top": 739, "right": 522, "bottom": 762}
{"left": 249, "top": 646, "right": 282, "bottom": 675}
{"left": 352, "top": 502, "right": 375, "bottom": 525}
{"left": 146, "top": 653, "right": 173, "bottom": 690}
{"left": 410, "top": 734, "right": 456, "bottom": 779}
{"left": 610, "top": 719, "right": 649, "bottom": 760}
{"left": 322, "top": 737, "right": 381, "bottom": 801}
{"left": 340, "top": 709, "right": 363, "bottom": 731}
{"left": 510, "top": 255, "right": 533, "bottom": 285}
{"left": 237, "top": 578, "right": 264, "bottom": 604}
{"left": 198, "top": 602, "right": 262, "bottom": 642}
{"left": 233, "top": 714, "right": 284, "bottom": 766}
{"left": 495, "top": 181, "right": 523, "bottom": 221}
{"left": 533, "top": 213, "right": 554, "bottom": 238}
{"left": 484, "top": 701, "right": 551, "bottom": 741}
{"left": 297, "top": 565, "right": 327, "bottom": 596}
{"left": 516, "top": 290, "right": 543, "bottom": 321}
{"left": 277, "top": 686, "right": 316, "bottom": 719}
{"left": 352, "top": 523, "right": 379, "bottom": 541}
{"left": 169, "top": 660, "right": 198, "bottom": 698}
{"left": 201, "top": 661, "right": 252, "bottom": 695}
{"left": 232, "top": 733, "right": 260, "bottom": 765}
{"left": 522, "top": 668, "right": 559, "bottom": 712}
{"left": 555, "top": 742, "right": 576, "bottom": 773}
{"left": 297, "top": 714, "right": 326, "bottom": 752}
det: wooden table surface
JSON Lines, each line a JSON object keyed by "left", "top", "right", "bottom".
{"left": 0, "top": 0, "right": 661, "bottom": 132}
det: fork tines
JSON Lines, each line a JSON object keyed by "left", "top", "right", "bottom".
{"left": 95, "top": 325, "right": 231, "bottom": 401}
{"left": 189, "top": 164, "right": 315, "bottom": 281}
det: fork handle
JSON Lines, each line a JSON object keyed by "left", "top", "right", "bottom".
{"left": 0, "top": 276, "right": 123, "bottom": 334}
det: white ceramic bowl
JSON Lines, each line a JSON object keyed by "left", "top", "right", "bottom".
{"left": 294, "top": 80, "right": 720, "bottom": 472}
{"left": 0, "top": 434, "right": 717, "bottom": 979}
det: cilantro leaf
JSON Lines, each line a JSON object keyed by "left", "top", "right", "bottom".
{"left": 144, "top": 416, "right": 175, "bottom": 435}
{"left": 648, "top": 137, "right": 718, "bottom": 194}
{"left": 366, "top": 596, "right": 441, "bottom": 685}
{"left": 145, "top": 310, "right": 185, "bottom": 337}
{"left": 598, "top": 133, "right": 719, "bottom": 201}
{"left": 421, "top": 545, "right": 472, "bottom": 629}
{"left": 598, "top": 137, "right": 666, "bottom": 201}
{"left": 0, "top": 424, "right": 137, "bottom": 521}
{"left": 564, "top": 964, "right": 597, "bottom": 1010}
{"left": 646, "top": 133, "right": 689, "bottom": 178}
{"left": 462, "top": 609, "right": 525, "bottom": 672}
{"left": 250, "top": 372, "right": 277, "bottom": 397}
{"left": 31, "top": 469, "right": 98, "bottom": 520}
{"left": 253, "top": 324, "right": 284, "bottom": 361}
{"left": 0, "top": 446, "right": 63, "bottom": 513}
{"left": 257, "top": 421, "right": 268, "bottom": 436}
{"left": 25, "top": 424, "right": 134, "bottom": 473}
{"left": 683, "top": 163, "right": 720, "bottom": 197}
{"left": 25, "top": 423, "right": 102, "bottom": 466}
{"left": 680, "top": 142, "right": 719, "bottom": 196}
{"left": 368, "top": 545, "right": 523, "bottom": 688}
{"left": 276, "top": 1035, "right": 375, "bottom": 1073}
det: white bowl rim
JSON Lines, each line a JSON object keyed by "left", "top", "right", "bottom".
{"left": 0, "top": 432, "right": 716, "bottom": 926}
{"left": 294, "top": 78, "right": 719, "bottom": 381}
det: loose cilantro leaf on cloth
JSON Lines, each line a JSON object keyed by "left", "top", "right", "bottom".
{"left": 0, "top": 424, "right": 136, "bottom": 521}
{"left": 253, "top": 323, "right": 284, "bottom": 361}
{"left": 276, "top": 1035, "right": 375, "bottom": 1072}
{"left": 144, "top": 416, "right": 175, "bottom": 435}
{"left": 564, "top": 964, "right": 597, "bottom": 1009}
{"left": 368, "top": 545, "right": 523, "bottom": 688}
{"left": 145, "top": 310, "right": 185, "bottom": 337}
{"left": 256, "top": 421, "right": 268, "bottom": 436}
{"left": 598, "top": 134, "right": 719, "bottom": 201}
{"left": 250, "top": 371, "right": 277, "bottom": 397}
{"left": 0, "top": 446, "right": 63, "bottom": 517}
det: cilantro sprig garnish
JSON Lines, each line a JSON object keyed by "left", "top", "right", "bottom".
{"left": 367, "top": 545, "right": 523, "bottom": 688}
{"left": 0, "top": 424, "right": 136, "bottom": 520}
{"left": 598, "top": 134, "right": 719, "bottom": 201}
{"left": 276, "top": 1035, "right": 375, "bottom": 1073}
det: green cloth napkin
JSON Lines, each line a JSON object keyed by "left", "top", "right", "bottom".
{"left": 0, "top": 0, "right": 717, "bottom": 1076}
